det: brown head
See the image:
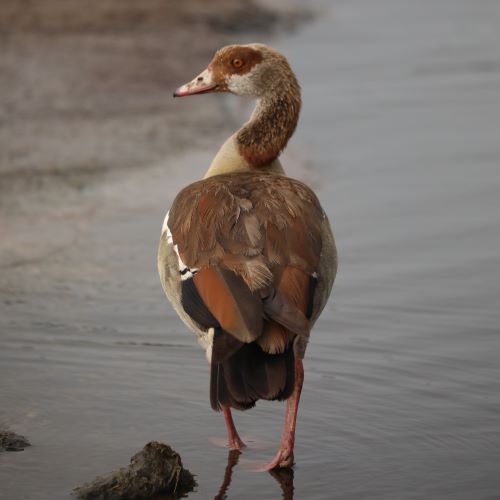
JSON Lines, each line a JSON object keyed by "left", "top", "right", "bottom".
{"left": 174, "top": 44, "right": 301, "bottom": 169}
{"left": 174, "top": 43, "right": 299, "bottom": 100}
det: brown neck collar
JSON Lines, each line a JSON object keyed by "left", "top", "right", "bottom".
{"left": 236, "top": 86, "right": 301, "bottom": 169}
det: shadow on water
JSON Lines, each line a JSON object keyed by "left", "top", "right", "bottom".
{"left": 212, "top": 450, "right": 294, "bottom": 500}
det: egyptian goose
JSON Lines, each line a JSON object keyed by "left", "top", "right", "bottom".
{"left": 158, "top": 43, "right": 337, "bottom": 470}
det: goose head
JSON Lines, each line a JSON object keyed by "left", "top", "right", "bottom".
{"left": 174, "top": 43, "right": 299, "bottom": 99}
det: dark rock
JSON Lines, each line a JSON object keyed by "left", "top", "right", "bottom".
{"left": 73, "top": 441, "right": 196, "bottom": 500}
{"left": 0, "top": 430, "right": 31, "bottom": 451}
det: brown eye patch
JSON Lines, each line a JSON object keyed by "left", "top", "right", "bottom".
{"left": 211, "top": 46, "right": 264, "bottom": 79}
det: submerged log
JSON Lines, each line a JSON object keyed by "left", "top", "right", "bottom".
{"left": 0, "top": 431, "right": 31, "bottom": 451}
{"left": 73, "top": 441, "right": 196, "bottom": 500}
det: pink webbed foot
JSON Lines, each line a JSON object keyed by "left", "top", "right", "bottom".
{"left": 209, "top": 436, "right": 246, "bottom": 450}
{"left": 259, "top": 446, "right": 294, "bottom": 471}
{"left": 228, "top": 435, "right": 246, "bottom": 451}
{"left": 222, "top": 406, "right": 246, "bottom": 451}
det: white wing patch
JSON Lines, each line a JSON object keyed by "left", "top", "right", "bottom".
{"left": 162, "top": 210, "right": 199, "bottom": 280}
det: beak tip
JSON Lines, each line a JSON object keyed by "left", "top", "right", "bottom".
{"left": 173, "top": 68, "right": 215, "bottom": 99}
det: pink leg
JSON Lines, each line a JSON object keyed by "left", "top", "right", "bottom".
{"left": 223, "top": 406, "right": 246, "bottom": 451}
{"left": 261, "top": 359, "right": 304, "bottom": 470}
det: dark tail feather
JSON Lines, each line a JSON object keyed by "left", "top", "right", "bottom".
{"left": 210, "top": 362, "right": 254, "bottom": 411}
{"left": 210, "top": 340, "right": 295, "bottom": 411}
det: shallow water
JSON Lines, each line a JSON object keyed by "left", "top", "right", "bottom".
{"left": 2, "top": 1, "right": 500, "bottom": 499}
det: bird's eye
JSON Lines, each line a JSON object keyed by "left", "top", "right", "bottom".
{"left": 232, "top": 58, "right": 244, "bottom": 69}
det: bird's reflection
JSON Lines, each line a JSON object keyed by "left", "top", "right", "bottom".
{"left": 214, "top": 449, "right": 241, "bottom": 500}
{"left": 269, "top": 467, "right": 294, "bottom": 500}
{"left": 213, "top": 449, "right": 294, "bottom": 500}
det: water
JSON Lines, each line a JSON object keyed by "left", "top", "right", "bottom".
{"left": 1, "top": 1, "right": 500, "bottom": 498}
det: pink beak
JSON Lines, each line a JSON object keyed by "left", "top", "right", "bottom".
{"left": 173, "top": 68, "right": 217, "bottom": 97}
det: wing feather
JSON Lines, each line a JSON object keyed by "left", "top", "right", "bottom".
{"left": 168, "top": 172, "right": 326, "bottom": 353}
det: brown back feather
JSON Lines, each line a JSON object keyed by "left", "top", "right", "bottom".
{"left": 169, "top": 172, "right": 324, "bottom": 282}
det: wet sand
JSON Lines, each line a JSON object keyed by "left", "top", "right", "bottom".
{"left": 2, "top": 0, "right": 500, "bottom": 499}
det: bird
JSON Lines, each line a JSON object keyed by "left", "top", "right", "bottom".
{"left": 158, "top": 43, "right": 337, "bottom": 470}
